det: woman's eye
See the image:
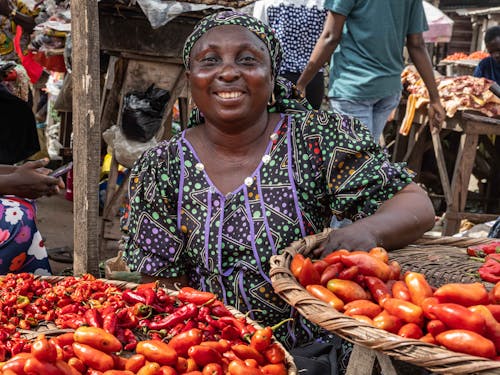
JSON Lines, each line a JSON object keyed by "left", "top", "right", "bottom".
{"left": 240, "top": 56, "right": 257, "bottom": 64}
{"left": 200, "top": 56, "right": 218, "bottom": 64}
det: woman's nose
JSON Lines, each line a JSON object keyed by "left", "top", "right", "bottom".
{"left": 218, "top": 61, "right": 240, "bottom": 81}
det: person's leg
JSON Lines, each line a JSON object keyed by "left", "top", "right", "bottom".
{"left": 304, "top": 71, "right": 325, "bottom": 110}
{"left": 282, "top": 71, "right": 324, "bottom": 110}
{"left": 372, "top": 92, "right": 402, "bottom": 142}
{"left": 329, "top": 98, "right": 374, "bottom": 137}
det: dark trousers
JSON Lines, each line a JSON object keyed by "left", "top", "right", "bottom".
{"left": 282, "top": 71, "right": 325, "bottom": 110}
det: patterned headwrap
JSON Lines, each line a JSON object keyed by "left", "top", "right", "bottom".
{"left": 182, "top": 10, "right": 312, "bottom": 125}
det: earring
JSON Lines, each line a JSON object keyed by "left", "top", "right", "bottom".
{"left": 268, "top": 92, "right": 276, "bottom": 106}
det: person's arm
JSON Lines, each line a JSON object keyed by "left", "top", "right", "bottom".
{"left": 0, "top": 164, "right": 17, "bottom": 175}
{"left": 406, "top": 33, "right": 445, "bottom": 133}
{"left": 315, "top": 182, "right": 435, "bottom": 257}
{"left": 0, "top": 0, "right": 36, "bottom": 33}
{"left": 296, "top": 11, "right": 345, "bottom": 93}
{"left": 0, "top": 159, "right": 63, "bottom": 198}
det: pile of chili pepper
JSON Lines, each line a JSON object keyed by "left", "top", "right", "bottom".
{"left": 0, "top": 273, "right": 277, "bottom": 368}
{"left": 0, "top": 323, "right": 290, "bottom": 375}
{"left": 292, "top": 247, "right": 500, "bottom": 360}
{"left": 467, "top": 241, "right": 500, "bottom": 283}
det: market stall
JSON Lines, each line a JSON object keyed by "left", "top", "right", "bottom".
{"left": 392, "top": 68, "right": 500, "bottom": 235}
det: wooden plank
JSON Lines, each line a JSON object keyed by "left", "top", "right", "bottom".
{"left": 345, "top": 345, "right": 376, "bottom": 375}
{"left": 443, "top": 132, "right": 479, "bottom": 235}
{"left": 99, "top": 13, "right": 198, "bottom": 58}
{"left": 71, "top": 0, "right": 101, "bottom": 276}
{"left": 432, "top": 132, "right": 453, "bottom": 205}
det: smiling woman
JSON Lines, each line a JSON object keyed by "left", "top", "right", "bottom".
{"left": 122, "top": 11, "right": 436, "bottom": 375}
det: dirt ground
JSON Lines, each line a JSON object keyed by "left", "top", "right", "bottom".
{"left": 36, "top": 192, "right": 76, "bottom": 275}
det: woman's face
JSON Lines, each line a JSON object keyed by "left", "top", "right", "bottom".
{"left": 187, "top": 25, "right": 274, "bottom": 128}
{"left": 486, "top": 36, "right": 500, "bottom": 65}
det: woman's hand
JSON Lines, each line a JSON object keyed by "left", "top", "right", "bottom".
{"left": 313, "top": 223, "right": 378, "bottom": 258}
{"left": 1, "top": 159, "right": 64, "bottom": 199}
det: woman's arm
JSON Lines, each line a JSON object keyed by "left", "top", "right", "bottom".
{"left": 406, "top": 33, "right": 445, "bottom": 133}
{"left": 0, "top": 165, "right": 16, "bottom": 175}
{"left": 315, "top": 183, "right": 435, "bottom": 257}
{"left": 296, "top": 11, "right": 345, "bottom": 93}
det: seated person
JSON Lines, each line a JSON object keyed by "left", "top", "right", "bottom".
{"left": 0, "top": 159, "right": 63, "bottom": 275}
{"left": 473, "top": 26, "right": 500, "bottom": 85}
{"left": 122, "top": 11, "right": 435, "bottom": 374}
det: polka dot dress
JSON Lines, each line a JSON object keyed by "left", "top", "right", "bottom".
{"left": 255, "top": 1, "right": 328, "bottom": 74}
{"left": 123, "top": 110, "right": 413, "bottom": 349}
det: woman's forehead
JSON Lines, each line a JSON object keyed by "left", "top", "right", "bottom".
{"left": 191, "top": 25, "right": 268, "bottom": 52}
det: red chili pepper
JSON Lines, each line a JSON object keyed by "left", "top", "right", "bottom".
{"left": 178, "top": 287, "right": 216, "bottom": 305}
{"left": 117, "top": 308, "right": 139, "bottom": 329}
{"left": 478, "top": 254, "right": 500, "bottom": 283}
{"left": 122, "top": 290, "right": 147, "bottom": 305}
{"left": 84, "top": 308, "right": 103, "bottom": 328}
{"left": 137, "top": 287, "right": 156, "bottom": 306}
{"left": 101, "top": 306, "right": 118, "bottom": 335}
{"left": 147, "top": 303, "right": 198, "bottom": 330}
{"left": 210, "top": 301, "right": 233, "bottom": 317}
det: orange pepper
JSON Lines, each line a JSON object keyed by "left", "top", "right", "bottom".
{"left": 436, "top": 330, "right": 496, "bottom": 359}
{"left": 434, "top": 283, "right": 489, "bottom": 307}
{"left": 397, "top": 323, "right": 423, "bottom": 339}
{"left": 404, "top": 272, "right": 433, "bottom": 306}
{"left": 382, "top": 298, "right": 423, "bottom": 325}
{"left": 306, "top": 284, "right": 344, "bottom": 311}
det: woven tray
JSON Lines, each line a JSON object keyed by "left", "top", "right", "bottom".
{"left": 391, "top": 235, "right": 496, "bottom": 288}
{"left": 269, "top": 228, "right": 500, "bottom": 374}
{"left": 16, "top": 276, "right": 297, "bottom": 374}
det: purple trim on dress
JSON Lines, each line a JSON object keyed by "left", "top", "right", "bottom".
{"left": 217, "top": 195, "right": 233, "bottom": 277}
{"left": 204, "top": 189, "right": 213, "bottom": 269}
{"left": 256, "top": 172, "right": 277, "bottom": 256}
{"left": 218, "top": 274, "right": 229, "bottom": 306}
{"left": 286, "top": 115, "right": 306, "bottom": 238}
{"left": 238, "top": 270, "right": 254, "bottom": 320}
{"left": 243, "top": 185, "right": 271, "bottom": 284}
{"left": 177, "top": 138, "right": 186, "bottom": 230}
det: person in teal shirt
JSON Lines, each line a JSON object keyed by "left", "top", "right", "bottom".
{"left": 297, "top": 0, "right": 445, "bottom": 143}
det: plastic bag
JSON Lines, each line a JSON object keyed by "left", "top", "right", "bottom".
{"left": 102, "top": 125, "right": 158, "bottom": 168}
{"left": 121, "top": 84, "right": 170, "bottom": 142}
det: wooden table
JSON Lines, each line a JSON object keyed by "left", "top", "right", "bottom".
{"left": 392, "top": 108, "right": 500, "bottom": 235}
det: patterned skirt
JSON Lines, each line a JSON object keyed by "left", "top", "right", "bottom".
{"left": 0, "top": 196, "right": 51, "bottom": 275}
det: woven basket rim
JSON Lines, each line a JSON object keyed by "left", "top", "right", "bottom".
{"left": 269, "top": 229, "right": 500, "bottom": 374}
{"left": 26, "top": 275, "right": 297, "bottom": 374}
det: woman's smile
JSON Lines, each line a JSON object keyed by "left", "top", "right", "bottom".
{"left": 215, "top": 91, "right": 244, "bottom": 99}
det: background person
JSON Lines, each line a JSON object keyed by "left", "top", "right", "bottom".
{"left": 473, "top": 26, "right": 500, "bottom": 85}
{"left": 0, "top": 158, "right": 63, "bottom": 275}
{"left": 253, "top": 0, "right": 327, "bottom": 109}
{"left": 297, "top": 0, "right": 445, "bottom": 142}
{"left": 122, "top": 11, "right": 435, "bottom": 374}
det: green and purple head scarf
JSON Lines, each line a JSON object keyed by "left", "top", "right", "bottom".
{"left": 182, "top": 11, "right": 312, "bottom": 124}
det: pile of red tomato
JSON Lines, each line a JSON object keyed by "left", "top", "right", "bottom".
{"left": 291, "top": 247, "right": 500, "bottom": 360}
{"left": 0, "top": 273, "right": 290, "bottom": 375}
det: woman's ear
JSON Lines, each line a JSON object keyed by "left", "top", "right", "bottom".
{"left": 185, "top": 70, "right": 191, "bottom": 81}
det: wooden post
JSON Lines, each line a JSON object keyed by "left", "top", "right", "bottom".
{"left": 71, "top": 0, "right": 101, "bottom": 276}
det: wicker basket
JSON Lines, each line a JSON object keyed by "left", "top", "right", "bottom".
{"left": 20, "top": 276, "right": 297, "bottom": 375}
{"left": 269, "top": 228, "right": 500, "bottom": 374}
